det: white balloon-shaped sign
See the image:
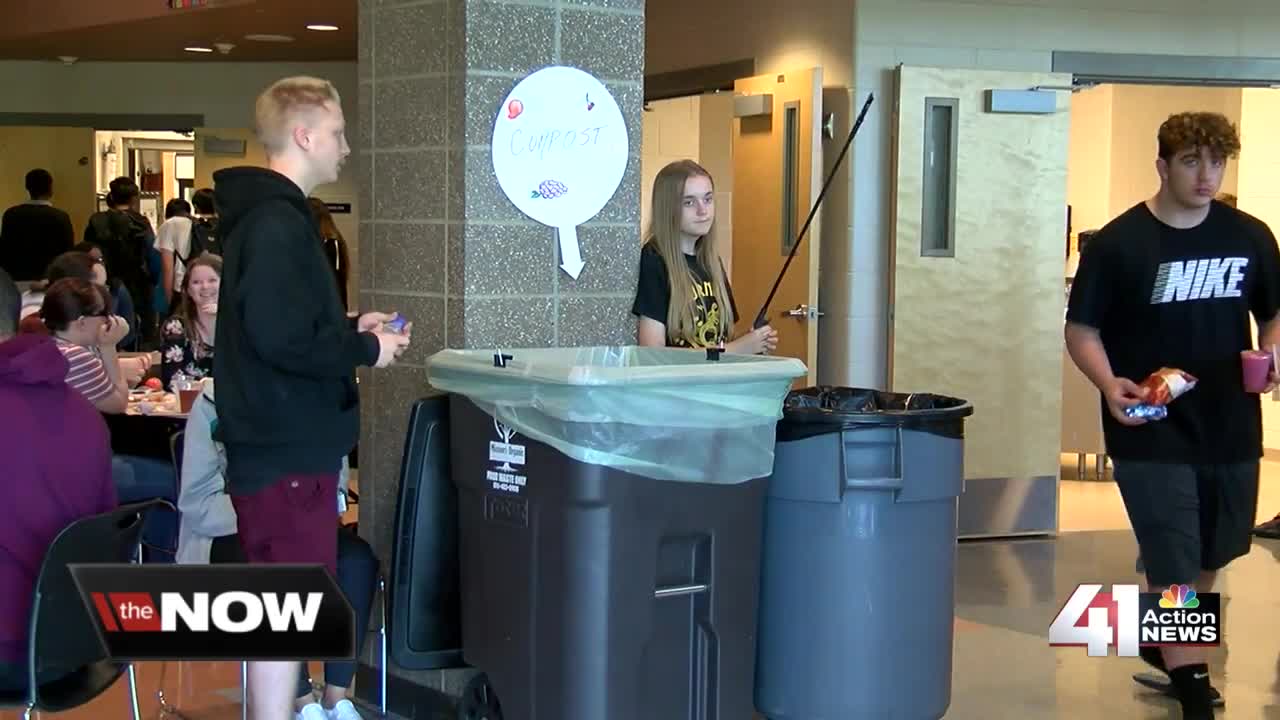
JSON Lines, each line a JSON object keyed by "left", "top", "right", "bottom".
{"left": 491, "top": 66, "right": 629, "bottom": 278}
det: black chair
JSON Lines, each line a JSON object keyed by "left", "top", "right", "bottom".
{"left": 132, "top": 431, "right": 186, "bottom": 564}
{"left": 170, "top": 429, "right": 185, "bottom": 478}
{"left": 145, "top": 430, "right": 191, "bottom": 718}
{"left": 110, "top": 436, "right": 183, "bottom": 564}
{"left": 0, "top": 499, "right": 168, "bottom": 720}
{"left": 165, "top": 429, "right": 185, "bottom": 554}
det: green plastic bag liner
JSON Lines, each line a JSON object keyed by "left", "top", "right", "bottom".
{"left": 425, "top": 346, "right": 807, "bottom": 484}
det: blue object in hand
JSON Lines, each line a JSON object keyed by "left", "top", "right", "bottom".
{"left": 1124, "top": 404, "right": 1167, "bottom": 421}
{"left": 385, "top": 313, "right": 407, "bottom": 334}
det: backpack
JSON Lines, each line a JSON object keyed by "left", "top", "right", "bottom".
{"left": 180, "top": 217, "right": 221, "bottom": 266}
{"left": 87, "top": 209, "right": 152, "bottom": 289}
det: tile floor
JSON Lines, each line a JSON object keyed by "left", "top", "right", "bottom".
{"left": 6, "top": 463, "right": 1280, "bottom": 719}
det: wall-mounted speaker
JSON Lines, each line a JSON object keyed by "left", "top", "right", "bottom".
{"left": 202, "top": 136, "right": 246, "bottom": 156}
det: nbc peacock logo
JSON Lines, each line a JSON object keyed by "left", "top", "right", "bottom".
{"left": 1158, "top": 584, "right": 1200, "bottom": 609}
{"left": 1139, "top": 583, "right": 1220, "bottom": 647}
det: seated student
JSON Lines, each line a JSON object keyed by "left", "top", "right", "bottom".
{"left": 74, "top": 241, "right": 138, "bottom": 349}
{"left": 633, "top": 160, "right": 778, "bottom": 353}
{"left": 174, "top": 381, "right": 237, "bottom": 564}
{"left": 21, "top": 250, "right": 143, "bottom": 358}
{"left": 176, "top": 381, "right": 374, "bottom": 720}
{"left": 0, "top": 267, "right": 117, "bottom": 691}
{"left": 40, "top": 277, "right": 132, "bottom": 414}
{"left": 41, "top": 278, "right": 176, "bottom": 554}
{"left": 160, "top": 254, "right": 219, "bottom": 390}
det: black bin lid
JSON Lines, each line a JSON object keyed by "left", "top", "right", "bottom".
{"left": 780, "top": 386, "right": 973, "bottom": 436}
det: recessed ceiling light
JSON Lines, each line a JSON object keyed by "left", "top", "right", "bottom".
{"left": 306, "top": 24, "right": 340, "bottom": 31}
{"left": 184, "top": 46, "right": 214, "bottom": 53}
{"left": 244, "top": 33, "right": 295, "bottom": 43}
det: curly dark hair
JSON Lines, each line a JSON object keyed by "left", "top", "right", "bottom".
{"left": 1157, "top": 112, "right": 1241, "bottom": 161}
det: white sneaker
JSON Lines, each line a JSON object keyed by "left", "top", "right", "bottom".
{"left": 328, "top": 699, "right": 363, "bottom": 720}
{"left": 297, "top": 703, "right": 328, "bottom": 720}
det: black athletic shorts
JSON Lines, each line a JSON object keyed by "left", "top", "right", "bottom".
{"left": 1113, "top": 460, "right": 1260, "bottom": 586}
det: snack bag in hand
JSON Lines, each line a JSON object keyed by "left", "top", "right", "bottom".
{"left": 1124, "top": 367, "right": 1198, "bottom": 420}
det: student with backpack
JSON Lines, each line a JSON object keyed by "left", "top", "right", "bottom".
{"left": 85, "top": 177, "right": 158, "bottom": 346}
{"left": 157, "top": 198, "right": 191, "bottom": 306}
{"left": 158, "top": 188, "right": 220, "bottom": 308}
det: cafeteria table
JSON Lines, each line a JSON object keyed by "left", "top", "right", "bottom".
{"left": 106, "top": 392, "right": 187, "bottom": 461}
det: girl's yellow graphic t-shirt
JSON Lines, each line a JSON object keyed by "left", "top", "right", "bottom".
{"left": 632, "top": 243, "right": 738, "bottom": 348}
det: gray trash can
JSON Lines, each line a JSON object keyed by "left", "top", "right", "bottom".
{"left": 755, "top": 386, "right": 973, "bottom": 720}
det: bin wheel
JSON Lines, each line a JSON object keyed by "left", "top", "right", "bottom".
{"left": 457, "top": 672, "right": 503, "bottom": 720}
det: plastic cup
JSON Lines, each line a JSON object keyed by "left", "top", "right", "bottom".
{"left": 178, "top": 388, "right": 200, "bottom": 413}
{"left": 1242, "top": 350, "right": 1272, "bottom": 393}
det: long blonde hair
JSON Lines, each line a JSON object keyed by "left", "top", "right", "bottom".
{"left": 646, "top": 160, "right": 735, "bottom": 346}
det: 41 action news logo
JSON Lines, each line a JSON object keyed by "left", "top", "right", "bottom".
{"left": 70, "top": 564, "right": 355, "bottom": 661}
{"left": 1049, "top": 583, "right": 1221, "bottom": 656}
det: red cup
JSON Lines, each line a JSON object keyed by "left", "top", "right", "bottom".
{"left": 1242, "top": 350, "right": 1272, "bottom": 393}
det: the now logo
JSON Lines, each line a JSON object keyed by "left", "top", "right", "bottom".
{"left": 71, "top": 564, "right": 355, "bottom": 661}
{"left": 90, "top": 591, "right": 323, "bottom": 633}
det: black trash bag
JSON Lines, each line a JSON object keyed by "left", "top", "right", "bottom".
{"left": 778, "top": 386, "right": 973, "bottom": 441}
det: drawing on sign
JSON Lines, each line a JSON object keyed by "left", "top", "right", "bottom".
{"left": 532, "top": 179, "right": 568, "bottom": 200}
{"left": 491, "top": 66, "right": 629, "bottom": 280}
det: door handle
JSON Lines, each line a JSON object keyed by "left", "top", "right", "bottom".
{"left": 785, "top": 304, "right": 824, "bottom": 320}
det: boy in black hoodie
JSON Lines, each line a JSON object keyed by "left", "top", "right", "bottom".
{"left": 213, "top": 76, "right": 410, "bottom": 720}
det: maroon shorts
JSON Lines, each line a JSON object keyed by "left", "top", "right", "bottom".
{"left": 230, "top": 472, "right": 339, "bottom": 578}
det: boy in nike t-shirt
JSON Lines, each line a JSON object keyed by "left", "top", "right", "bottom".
{"left": 1066, "top": 111, "right": 1280, "bottom": 718}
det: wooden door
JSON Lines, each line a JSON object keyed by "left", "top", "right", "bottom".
{"left": 890, "top": 66, "right": 1071, "bottom": 537}
{"left": 731, "top": 68, "right": 824, "bottom": 384}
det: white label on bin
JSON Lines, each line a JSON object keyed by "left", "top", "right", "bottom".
{"left": 491, "top": 419, "right": 526, "bottom": 467}
{"left": 489, "top": 441, "right": 526, "bottom": 466}
{"left": 487, "top": 469, "right": 527, "bottom": 494}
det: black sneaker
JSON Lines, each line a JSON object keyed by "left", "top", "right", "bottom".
{"left": 1253, "top": 514, "right": 1280, "bottom": 538}
{"left": 1170, "top": 664, "right": 1216, "bottom": 719}
{"left": 1132, "top": 672, "right": 1224, "bottom": 706}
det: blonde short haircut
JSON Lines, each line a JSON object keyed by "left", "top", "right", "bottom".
{"left": 254, "top": 76, "right": 342, "bottom": 154}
